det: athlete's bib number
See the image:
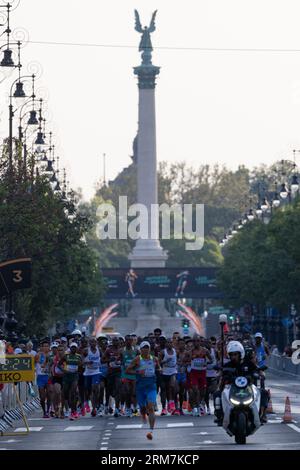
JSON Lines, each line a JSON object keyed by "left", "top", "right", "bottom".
{"left": 67, "top": 364, "right": 78, "bottom": 373}
{"left": 192, "top": 358, "right": 206, "bottom": 370}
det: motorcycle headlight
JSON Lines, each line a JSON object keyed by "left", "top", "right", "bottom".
{"left": 243, "top": 397, "right": 254, "bottom": 405}
{"left": 230, "top": 398, "right": 241, "bottom": 405}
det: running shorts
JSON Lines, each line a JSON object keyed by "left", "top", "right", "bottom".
{"left": 37, "top": 375, "right": 49, "bottom": 388}
{"left": 52, "top": 376, "right": 63, "bottom": 386}
{"left": 136, "top": 386, "right": 157, "bottom": 408}
{"left": 122, "top": 378, "right": 136, "bottom": 385}
{"left": 189, "top": 370, "right": 207, "bottom": 388}
{"left": 176, "top": 372, "right": 187, "bottom": 384}
{"left": 84, "top": 374, "right": 101, "bottom": 388}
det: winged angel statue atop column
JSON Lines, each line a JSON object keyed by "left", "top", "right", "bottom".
{"left": 134, "top": 9, "right": 157, "bottom": 64}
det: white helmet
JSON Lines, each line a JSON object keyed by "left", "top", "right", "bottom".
{"left": 71, "top": 329, "right": 82, "bottom": 336}
{"left": 227, "top": 341, "right": 245, "bottom": 359}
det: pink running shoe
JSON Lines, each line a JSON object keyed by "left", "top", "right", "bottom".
{"left": 85, "top": 403, "right": 91, "bottom": 414}
{"left": 169, "top": 401, "right": 176, "bottom": 412}
{"left": 172, "top": 409, "right": 181, "bottom": 416}
{"left": 69, "top": 412, "right": 75, "bottom": 421}
{"left": 74, "top": 411, "right": 80, "bottom": 419}
{"left": 161, "top": 408, "right": 167, "bottom": 416}
{"left": 81, "top": 407, "right": 86, "bottom": 417}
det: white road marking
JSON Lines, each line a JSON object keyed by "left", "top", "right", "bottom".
{"left": 201, "top": 440, "right": 218, "bottom": 444}
{"left": 116, "top": 424, "right": 143, "bottom": 429}
{"left": 14, "top": 427, "right": 43, "bottom": 432}
{"left": 102, "top": 437, "right": 110, "bottom": 440}
{"left": 64, "top": 426, "right": 94, "bottom": 431}
{"left": 287, "top": 423, "right": 300, "bottom": 433}
{"left": 0, "top": 439, "right": 21, "bottom": 443}
{"left": 167, "top": 422, "right": 194, "bottom": 428}
{"left": 100, "top": 447, "right": 108, "bottom": 450}
{"left": 268, "top": 420, "right": 282, "bottom": 423}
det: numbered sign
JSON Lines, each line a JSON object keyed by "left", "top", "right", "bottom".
{"left": 0, "top": 355, "right": 35, "bottom": 383}
{"left": 0, "top": 258, "right": 32, "bottom": 296}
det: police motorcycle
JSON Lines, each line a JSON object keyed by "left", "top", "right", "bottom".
{"left": 216, "top": 341, "right": 261, "bottom": 445}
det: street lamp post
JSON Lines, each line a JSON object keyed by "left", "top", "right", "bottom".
{"left": 219, "top": 314, "right": 228, "bottom": 368}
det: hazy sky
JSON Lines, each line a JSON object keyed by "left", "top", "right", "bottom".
{"left": 2, "top": 0, "right": 300, "bottom": 199}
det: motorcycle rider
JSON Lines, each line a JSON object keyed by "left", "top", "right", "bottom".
{"left": 214, "top": 341, "right": 258, "bottom": 425}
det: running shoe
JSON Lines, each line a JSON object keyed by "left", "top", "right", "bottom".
{"left": 81, "top": 407, "right": 86, "bottom": 417}
{"left": 114, "top": 408, "right": 120, "bottom": 418}
{"left": 74, "top": 411, "right": 80, "bottom": 419}
{"left": 199, "top": 405, "right": 206, "bottom": 416}
{"left": 85, "top": 403, "right": 91, "bottom": 414}
{"left": 206, "top": 407, "right": 211, "bottom": 415}
{"left": 169, "top": 401, "right": 176, "bottom": 414}
{"left": 192, "top": 407, "right": 199, "bottom": 417}
{"left": 133, "top": 409, "right": 139, "bottom": 416}
{"left": 160, "top": 408, "right": 167, "bottom": 416}
{"left": 69, "top": 412, "right": 75, "bottom": 421}
{"left": 43, "top": 413, "right": 50, "bottom": 419}
{"left": 172, "top": 409, "right": 181, "bottom": 416}
{"left": 98, "top": 405, "right": 104, "bottom": 417}
{"left": 108, "top": 407, "right": 114, "bottom": 415}
{"left": 91, "top": 408, "right": 97, "bottom": 417}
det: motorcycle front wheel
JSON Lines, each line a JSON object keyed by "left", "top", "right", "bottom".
{"left": 235, "top": 412, "right": 247, "bottom": 445}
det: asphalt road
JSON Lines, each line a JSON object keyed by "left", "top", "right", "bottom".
{"left": 1, "top": 371, "right": 300, "bottom": 451}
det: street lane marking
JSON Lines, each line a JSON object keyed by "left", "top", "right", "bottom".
{"left": 167, "top": 422, "right": 194, "bottom": 428}
{"left": 116, "top": 424, "right": 143, "bottom": 429}
{"left": 14, "top": 427, "right": 43, "bottom": 432}
{"left": 287, "top": 423, "right": 300, "bottom": 433}
{"left": 0, "top": 440, "right": 21, "bottom": 443}
{"left": 100, "top": 447, "right": 108, "bottom": 450}
{"left": 64, "top": 426, "right": 94, "bottom": 431}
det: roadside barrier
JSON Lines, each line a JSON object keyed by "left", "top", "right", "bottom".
{"left": 0, "top": 382, "right": 40, "bottom": 434}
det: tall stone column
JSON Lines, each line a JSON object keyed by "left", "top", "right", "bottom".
{"left": 129, "top": 12, "right": 168, "bottom": 268}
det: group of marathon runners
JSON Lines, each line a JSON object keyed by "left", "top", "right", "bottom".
{"left": 16, "top": 327, "right": 269, "bottom": 441}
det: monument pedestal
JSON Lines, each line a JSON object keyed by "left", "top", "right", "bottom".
{"left": 108, "top": 299, "right": 184, "bottom": 337}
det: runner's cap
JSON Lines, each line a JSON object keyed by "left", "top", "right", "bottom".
{"left": 254, "top": 332, "right": 263, "bottom": 338}
{"left": 140, "top": 341, "right": 151, "bottom": 349}
{"left": 69, "top": 342, "right": 78, "bottom": 348}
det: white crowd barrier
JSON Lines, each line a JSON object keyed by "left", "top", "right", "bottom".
{"left": 268, "top": 353, "right": 300, "bottom": 377}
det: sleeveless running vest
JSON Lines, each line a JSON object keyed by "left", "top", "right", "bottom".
{"left": 162, "top": 348, "right": 177, "bottom": 375}
{"left": 136, "top": 355, "right": 156, "bottom": 388}
{"left": 84, "top": 348, "right": 101, "bottom": 376}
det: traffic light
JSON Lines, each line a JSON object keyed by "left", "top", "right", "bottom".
{"left": 182, "top": 319, "right": 190, "bottom": 328}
